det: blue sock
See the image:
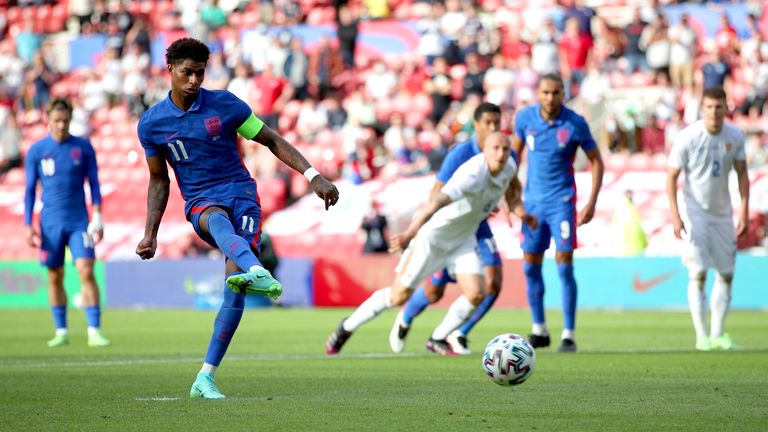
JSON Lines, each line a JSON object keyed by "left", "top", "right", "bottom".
{"left": 402, "top": 285, "right": 432, "bottom": 326}
{"left": 207, "top": 212, "right": 261, "bottom": 272}
{"left": 524, "top": 262, "right": 546, "bottom": 326}
{"left": 458, "top": 294, "right": 498, "bottom": 335}
{"left": 85, "top": 305, "right": 100, "bottom": 328}
{"left": 51, "top": 305, "right": 67, "bottom": 330}
{"left": 558, "top": 263, "right": 578, "bottom": 331}
{"left": 204, "top": 278, "right": 246, "bottom": 367}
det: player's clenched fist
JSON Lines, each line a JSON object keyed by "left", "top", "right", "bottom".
{"left": 135, "top": 236, "right": 158, "bottom": 260}
{"left": 311, "top": 176, "right": 340, "bottom": 210}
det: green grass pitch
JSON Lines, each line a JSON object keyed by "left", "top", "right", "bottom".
{"left": 1, "top": 308, "right": 766, "bottom": 431}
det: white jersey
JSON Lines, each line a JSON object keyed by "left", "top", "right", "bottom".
{"left": 420, "top": 153, "right": 518, "bottom": 250}
{"left": 668, "top": 120, "right": 745, "bottom": 220}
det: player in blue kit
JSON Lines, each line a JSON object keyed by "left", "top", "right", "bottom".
{"left": 513, "top": 74, "right": 604, "bottom": 353}
{"left": 135, "top": 38, "right": 339, "bottom": 398}
{"left": 389, "top": 102, "right": 507, "bottom": 355}
{"left": 24, "top": 98, "right": 111, "bottom": 348}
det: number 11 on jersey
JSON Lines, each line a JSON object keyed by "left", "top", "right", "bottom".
{"left": 168, "top": 140, "right": 189, "bottom": 161}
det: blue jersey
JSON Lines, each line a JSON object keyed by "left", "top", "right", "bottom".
{"left": 24, "top": 134, "right": 101, "bottom": 227}
{"left": 514, "top": 104, "right": 596, "bottom": 203}
{"left": 137, "top": 88, "right": 257, "bottom": 217}
{"left": 437, "top": 137, "right": 517, "bottom": 240}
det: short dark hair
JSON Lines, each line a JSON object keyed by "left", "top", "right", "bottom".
{"left": 538, "top": 73, "right": 565, "bottom": 89}
{"left": 702, "top": 87, "right": 727, "bottom": 101}
{"left": 473, "top": 102, "right": 501, "bottom": 121}
{"left": 46, "top": 97, "right": 73, "bottom": 115}
{"left": 165, "top": 37, "right": 210, "bottom": 66}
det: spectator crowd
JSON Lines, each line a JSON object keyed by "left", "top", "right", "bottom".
{"left": 1, "top": 0, "right": 768, "bottom": 208}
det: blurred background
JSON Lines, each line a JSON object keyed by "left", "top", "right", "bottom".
{"left": 0, "top": 0, "right": 766, "bottom": 311}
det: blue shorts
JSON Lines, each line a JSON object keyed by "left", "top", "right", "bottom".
{"left": 40, "top": 220, "right": 95, "bottom": 268}
{"left": 430, "top": 234, "right": 501, "bottom": 286}
{"left": 521, "top": 199, "right": 577, "bottom": 253}
{"left": 188, "top": 196, "right": 262, "bottom": 252}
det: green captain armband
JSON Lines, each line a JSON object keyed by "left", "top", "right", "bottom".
{"left": 237, "top": 114, "right": 265, "bottom": 140}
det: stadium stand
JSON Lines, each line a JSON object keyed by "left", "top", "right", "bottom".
{"left": 1, "top": 0, "right": 767, "bottom": 260}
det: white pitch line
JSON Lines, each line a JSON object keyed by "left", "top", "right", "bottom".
{"left": 0, "top": 352, "right": 419, "bottom": 370}
{"left": 2, "top": 348, "right": 764, "bottom": 370}
{"left": 133, "top": 397, "right": 183, "bottom": 401}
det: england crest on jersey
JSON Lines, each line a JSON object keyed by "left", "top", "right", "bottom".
{"left": 204, "top": 116, "right": 222, "bottom": 136}
{"left": 556, "top": 128, "right": 570, "bottom": 148}
{"left": 70, "top": 147, "right": 82, "bottom": 165}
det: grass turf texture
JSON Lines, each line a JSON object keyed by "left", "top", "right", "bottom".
{"left": 1, "top": 309, "right": 766, "bottom": 431}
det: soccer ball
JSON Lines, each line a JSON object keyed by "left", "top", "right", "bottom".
{"left": 482, "top": 333, "right": 536, "bottom": 386}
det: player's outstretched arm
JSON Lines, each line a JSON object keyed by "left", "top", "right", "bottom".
{"left": 734, "top": 159, "right": 750, "bottom": 238}
{"left": 255, "top": 125, "right": 339, "bottom": 210}
{"left": 389, "top": 193, "right": 452, "bottom": 254}
{"left": 577, "top": 147, "right": 604, "bottom": 226}
{"left": 666, "top": 166, "right": 685, "bottom": 239}
{"left": 136, "top": 155, "right": 170, "bottom": 260}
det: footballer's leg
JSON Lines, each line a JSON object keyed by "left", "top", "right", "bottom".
{"left": 555, "top": 250, "right": 577, "bottom": 353}
{"left": 391, "top": 271, "right": 449, "bottom": 353}
{"left": 428, "top": 272, "right": 484, "bottom": 356}
{"left": 46, "top": 267, "right": 69, "bottom": 347}
{"left": 192, "top": 268, "right": 246, "bottom": 399}
{"left": 710, "top": 223, "right": 738, "bottom": 350}
{"left": 72, "top": 229, "right": 110, "bottom": 347}
{"left": 553, "top": 201, "right": 578, "bottom": 353}
{"left": 453, "top": 237, "right": 504, "bottom": 353}
{"left": 684, "top": 220, "right": 712, "bottom": 350}
{"left": 196, "top": 206, "right": 282, "bottom": 299}
{"left": 43, "top": 225, "right": 69, "bottom": 347}
{"left": 327, "top": 282, "right": 406, "bottom": 355}
{"left": 330, "top": 237, "right": 433, "bottom": 355}
{"left": 430, "top": 250, "right": 484, "bottom": 356}
{"left": 522, "top": 202, "right": 551, "bottom": 348}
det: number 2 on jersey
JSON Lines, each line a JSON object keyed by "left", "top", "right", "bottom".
{"left": 168, "top": 140, "right": 189, "bottom": 161}
{"left": 712, "top": 160, "right": 721, "bottom": 177}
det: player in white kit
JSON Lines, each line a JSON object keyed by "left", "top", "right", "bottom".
{"left": 667, "top": 87, "right": 750, "bottom": 351}
{"left": 326, "top": 133, "right": 537, "bottom": 355}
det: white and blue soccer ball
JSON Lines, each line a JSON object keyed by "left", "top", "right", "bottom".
{"left": 482, "top": 333, "right": 536, "bottom": 386}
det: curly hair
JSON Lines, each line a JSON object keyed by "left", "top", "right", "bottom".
{"left": 165, "top": 37, "right": 210, "bottom": 66}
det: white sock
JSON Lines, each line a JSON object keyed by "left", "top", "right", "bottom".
{"left": 343, "top": 287, "right": 392, "bottom": 332}
{"left": 687, "top": 278, "right": 708, "bottom": 339}
{"left": 432, "top": 295, "right": 476, "bottom": 341}
{"left": 56, "top": 328, "right": 68, "bottom": 336}
{"left": 248, "top": 264, "right": 265, "bottom": 273}
{"left": 200, "top": 363, "right": 217, "bottom": 374}
{"left": 87, "top": 327, "right": 99, "bottom": 336}
{"left": 532, "top": 323, "right": 549, "bottom": 336}
{"left": 710, "top": 274, "right": 732, "bottom": 339}
{"left": 562, "top": 329, "right": 575, "bottom": 340}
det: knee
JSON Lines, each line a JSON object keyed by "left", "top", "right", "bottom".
{"left": 423, "top": 283, "right": 444, "bottom": 303}
{"left": 523, "top": 262, "right": 542, "bottom": 279}
{"left": 486, "top": 277, "right": 502, "bottom": 296}
{"left": 716, "top": 273, "right": 733, "bottom": 285}
{"left": 467, "top": 291, "right": 485, "bottom": 306}
{"left": 389, "top": 287, "right": 408, "bottom": 306}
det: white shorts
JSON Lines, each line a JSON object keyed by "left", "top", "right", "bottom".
{"left": 682, "top": 214, "right": 736, "bottom": 275}
{"left": 395, "top": 233, "right": 483, "bottom": 289}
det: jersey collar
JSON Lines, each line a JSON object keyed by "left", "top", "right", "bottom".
{"left": 534, "top": 103, "right": 565, "bottom": 127}
{"left": 164, "top": 89, "right": 205, "bottom": 118}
